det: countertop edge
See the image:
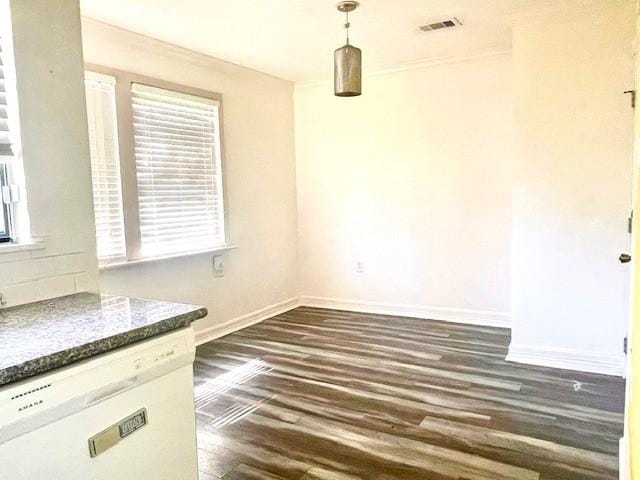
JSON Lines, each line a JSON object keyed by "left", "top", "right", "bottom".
{"left": 0, "top": 305, "right": 208, "bottom": 388}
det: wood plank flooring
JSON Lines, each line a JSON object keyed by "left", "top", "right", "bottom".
{"left": 194, "top": 307, "right": 625, "bottom": 480}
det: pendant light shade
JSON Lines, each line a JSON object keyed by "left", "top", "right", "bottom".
{"left": 334, "top": 44, "right": 362, "bottom": 97}
{"left": 334, "top": 1, "right": 362, "bottom": 97}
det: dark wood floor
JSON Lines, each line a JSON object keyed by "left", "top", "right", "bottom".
{"left": 193, "top": 307, "right": 625, "bottom": 480}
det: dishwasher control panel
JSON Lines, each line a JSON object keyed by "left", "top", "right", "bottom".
{"left": 133, "top": 342, "right": 179, "bottom": 372}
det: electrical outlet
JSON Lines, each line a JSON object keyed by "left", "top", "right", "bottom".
{"left": 213, "top": 256, "right": 224, "bottom": 277}
{"left": 356, "top": 261, "right": 365, "bottom": 274}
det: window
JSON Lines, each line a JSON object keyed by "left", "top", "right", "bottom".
{"left": 0, "top": 164, "right": 10, "bottom": 242}
{"left": 0, "top": 37, "right": 14, "bottom": 243}
{"left": 85, "top": 72, "right": 127, "bottom": 261}
{"left": 131, "top": 83, "right": 224, "bottom": 257}
{"left": 84, "top": 68, "right": 226, "bottom": 266}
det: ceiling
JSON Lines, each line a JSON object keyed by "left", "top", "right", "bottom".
{"left": 79, "top": 0, "right": 556, "bottom": 83}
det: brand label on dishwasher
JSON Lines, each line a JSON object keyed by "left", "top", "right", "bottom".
{"left": 88, "top": 408, "right": 148, "bottom": 457}
{"left": 119, "top": 409, "right": 147, "bottom": 437}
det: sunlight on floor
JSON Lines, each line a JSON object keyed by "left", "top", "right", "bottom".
{"left": 194, "top": 358, "right": 274, "bottom": 428}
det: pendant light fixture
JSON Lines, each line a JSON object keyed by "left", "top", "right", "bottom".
{"left": 334, "top": 1, "right": 362, "bottom": 97}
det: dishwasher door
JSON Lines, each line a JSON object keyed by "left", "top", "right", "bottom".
{"left": 0, "top": 328, "right": 199, "bottom": 480}
{"left": 0, "top": 363, "right": 198, "bottom": 480}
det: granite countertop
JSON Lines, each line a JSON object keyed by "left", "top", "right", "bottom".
{"left": 0, "top": 292, "right": 207, "bottom": 387}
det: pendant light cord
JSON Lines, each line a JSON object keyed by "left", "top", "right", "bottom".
{"left": 345, "top": 10, "right": 350, "bottom": 45}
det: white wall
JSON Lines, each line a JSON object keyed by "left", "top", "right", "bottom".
{"left": 0, "top": 0, "right": 99, "bottom": 307}
{"left": 81, "top": 19, "right": 299, "bottom": 336}
{"left": 507, "top": 1, "right": 635, "bottom": 375}
{"left": 294, "top": 54, "right": 514, "bottom": 326}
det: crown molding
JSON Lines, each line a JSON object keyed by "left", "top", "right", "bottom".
{"left": 81, "top": 17, "right": 293, "bottom": 85}
{"left": 295, "top": 48, "right": 512, "bottom": 90}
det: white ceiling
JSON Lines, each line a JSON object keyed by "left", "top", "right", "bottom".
{"left": 79, "top": 0, "right": 551, "bottom": 83}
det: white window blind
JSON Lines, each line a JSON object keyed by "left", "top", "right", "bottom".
{"left": 84, "top": 72, "right": 127, "bottom": 263}
{"left": 131, "top": 83, "right": 224, "bottom": 257}
{"left": 0, "top": 38, "right": 12, "bottom": 157}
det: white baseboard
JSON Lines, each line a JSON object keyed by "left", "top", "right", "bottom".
{"left": 506, "top": 343, "right": 624, "bottom": 377}
{"left": 298, "top": 296, "right": 511, "bottom": 328}
{"left": 194, "top": 295, "right": 510, "bottom": 346}
{"left": 195, "top": 297, "right": 300, "bottom": 346}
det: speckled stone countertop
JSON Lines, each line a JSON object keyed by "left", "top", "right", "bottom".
{"left": 0, "top": 292, "right": 207, "bottom": 387}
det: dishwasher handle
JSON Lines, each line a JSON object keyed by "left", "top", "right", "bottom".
{"left": 84, "top": 377, "right": 138, "bottom": 406}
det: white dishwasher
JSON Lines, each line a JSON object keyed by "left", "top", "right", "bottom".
{"left": 0, "top": 327, "right": 199, "bottom": 480}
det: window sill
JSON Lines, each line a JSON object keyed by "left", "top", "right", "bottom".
{"left": 0, "top": 240, "right": 46, "bottom": 255}
{"left": 99, "top": 245, "right": 237, "bottom": 271}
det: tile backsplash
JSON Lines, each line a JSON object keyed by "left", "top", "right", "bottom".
{"left": 0, "top": 233, "right": 93, "bottom": 308}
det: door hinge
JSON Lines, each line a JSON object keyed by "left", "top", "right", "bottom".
{"left": 625, "top": 90, "right": 636, "bottom": 108}
{"left": 629, "top": 211, "right": 634, "bottom": 234}
{"left": 624, "top": 336, "right": 628, "bottom": 355}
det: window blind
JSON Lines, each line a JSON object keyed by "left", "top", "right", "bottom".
{"left": 0, "top": 38, "right": 12, "bottom": 157}
{"left": 131, "top": 83, "right": 224, "bottom": 257}
{"left": 85, "top": 72, "right": 127, "bottom": 263}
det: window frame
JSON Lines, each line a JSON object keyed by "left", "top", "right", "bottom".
{"left": 85, "top": 64, "right": 229, "bottom": 266}
{"left": 0, "top": 162, "right": 11, "bottom": 243}
{"left": 0, "top": 32, "right": 18, "bottom": 245}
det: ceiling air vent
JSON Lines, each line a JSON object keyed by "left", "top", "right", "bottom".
{"left": 419, "top": 17, "right": 462, "bottom": 32}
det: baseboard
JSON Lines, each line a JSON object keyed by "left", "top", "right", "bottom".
{"left": 506, "top": 343, "right": 624, "bottom": 377}
{"left": 194, "top": 297, "right": 300, "bottom": 346}
{"left": 298, "top": 296, "right": 511, "bottom": 329}
{"left": 194, "top": 295, "right": 510, "bottom": 345}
